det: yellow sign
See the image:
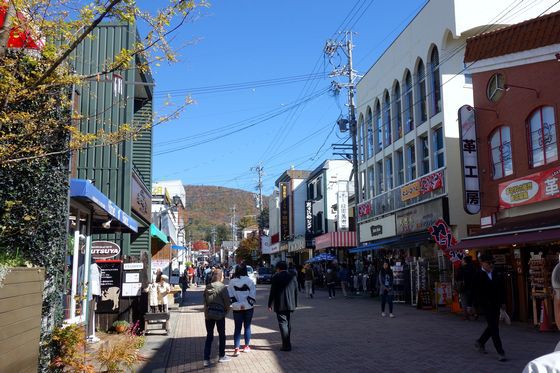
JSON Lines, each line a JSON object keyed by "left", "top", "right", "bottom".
{"left": 401, "top": 181, "right": 420, "bottom": 201}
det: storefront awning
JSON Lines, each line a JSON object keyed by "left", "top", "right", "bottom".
{"left": 172, "top": 245, "right": 186, "bottom": 250}
{"left": 70, "top": 179, "right": 138, "bottom": 233}
{"left": 349, "top": 237, "right": 399, "bottom": 253}
{"left": 349, "top": 232, "right": 431, "bottom": 253}
{"left": 150, "top": 224, "right": 169, "bottom": 244}
{"left": 453, "top": 226, "right": 560, "bottom": 250}
{"left": 315, "top": 231, "right": 356, "bottom": 250}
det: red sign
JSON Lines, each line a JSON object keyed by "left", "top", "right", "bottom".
{"left": 401, "top": 170, "right": 444, "bottom": 202}
{"left": 0, "top": 4, "right": 43, "bottom": 50}
{"left": 428, "top": 218, "right": 464, "bottom": 264}
{"left": 499, "top": 166, "right": 560, "bottom": 209}
{"left": 357, "top": 201, "right": 372, "bottom": 220}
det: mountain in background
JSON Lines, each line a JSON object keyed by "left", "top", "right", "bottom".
{"left": 184, "top": 185, "right": 269, "bottom": 242}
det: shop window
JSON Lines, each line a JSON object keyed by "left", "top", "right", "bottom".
{"left": 394, "top": 82, "right": 403, "bottom": 139}
{"left": 404, "top": 71, "right": 414, "bottom": 133}
{"left": 527, "top": 106, "right": 558, "bottom": 168}
{"left": 490, "top": 126, "right": 513, "bottom": 179}
{"left": 316, "top": 177, "right": 322, "bottom": 199}
{"left": 429, "top": 47, "right": 442, "bottom": 116}
{"left": 416, "top": 60, "right": 428, "bottom": 124}
{"left": 383, "top": 91, "right": 392, "bottom": 146}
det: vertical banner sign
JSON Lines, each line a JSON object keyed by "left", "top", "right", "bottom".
{"left": 337, "top": 183, "right": 349, "bottom": 230}
{"left": 305, "top": 201, "right": 313, "bottom": 235}
{"left": 427, "top": 218, "right": 464, "bottom": 265}
{"left": 280, "top": 183, "right": 290, "bottom": 241}
{"left": 458, "top": 105, "right": 481, "bottom": 214}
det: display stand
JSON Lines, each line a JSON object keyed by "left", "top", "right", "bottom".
{"left": 528, "top": 253, "right": 557, "bottom": 327}
{"left": 392, "top": 262, "right": 406, "bottom": 303}
{"left": 411, "top": 258, "right": 430, "bottom": 308}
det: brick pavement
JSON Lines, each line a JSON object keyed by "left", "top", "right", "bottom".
{"left": 138, "top": 284, "right": 559, "bottom": 373}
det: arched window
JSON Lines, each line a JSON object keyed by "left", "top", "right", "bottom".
{"left": 383, "top": 91, "right": 392, "bottom": 146}
{"left": 416, "top": 60, "right": 427, "bottom": 124}
{"left": 404, "top": 71, "right": 414, "bottom": 132}
{"left": 429, "top": 47, "right": 442, "bottom": 115}
{"left": 527, "top": 106, "right": 558, "bottom": 168}
{"left": 358, "top": 115, "right": 365, "bottom": 163}
{"left": 490, "top": 126, "right": 513, "bottom": 179}
{"left": 366, "top": 107, "right": 373, "bottom": 159}
{"left": 394, "top": 82, "right": 402, "bottom": 139}
{"left": 374, "top": 100, "right": 382, "bottom": 152}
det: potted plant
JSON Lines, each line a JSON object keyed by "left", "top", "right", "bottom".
{"left": 112, "top": 320, "right": 130, "bottom": 334}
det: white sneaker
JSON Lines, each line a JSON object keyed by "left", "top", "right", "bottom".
{"left": 219, "top": 355, "right": 232, "bottom": 363}
{"left": 381, "top": 312, "right": 386, "bottom": 317}
{"left": 233, "top": 348, "right": 240, "bottom": 357}
{"left": 203, "top": 360, "right": 210, "bottom": 367}
{"left": 389, "top": 313, "right": 395, "bottom": 318}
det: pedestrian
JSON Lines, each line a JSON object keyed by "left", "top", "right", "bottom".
{"left": 304, "top": 263, "right": 314, "bottom": 298}
{"left": 157, "top": 274, "right": 172, "bottom": 313}
{"left": 522, "top": 262, "right": 560, "bottom": 372}
{"left": 268, "top": 261, "right": 298, "bottom": 351}
{"left": 473, "top": 253, "right": 506, "bottom": 362}
{"left": 187, "top": 264, "right": 195, "bottom": 287}
{"left": 297, "top": 265, "right": 305, "bottom": 292}
{"left": 457, "top": 255, "right": 477, "bottom": 320}
{"left": 378, "top": 261, "right": 395, "bottom": 318}
{"left": 203, "top": 268, "right": 231, "bottom": 367}
{"left": 326, "top": 265, "right": 337, "bottom": 299}
{"left": 338, "top": 264, "right": 349, "bottom": 297}
{"left": 179, "top": 268, "right": 189, "bottom": 305}
{"left": 228, "top": 263, "right": 257, "bottom": 356}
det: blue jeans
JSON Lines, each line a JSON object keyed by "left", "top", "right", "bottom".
{"left": 204, "top": 318, "right": 226, "bottom": 360}
{"left": 233, "top": 308, "right": 254, "bottom": 348}
{"left": 381, "top": 292, "right": 393, "bottom": 313}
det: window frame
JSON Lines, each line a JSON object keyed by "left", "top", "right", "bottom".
{"left": 394, "top": 82, "right": 403, "bottom": 139}
{"left": 416, "top": 60, "right": 428, "bottom": 124}
{"left": 432, "top": 126, "right": 445, "bottom": 169}
{"left": 489, "top": 126, "right": 513, "bottom": 180}
{"left": 404, "top": 72, "right": 414, "bottom": 133}
{"left": 383, "top": 91, "right": 392, "bottom": 146}
{"left": 429, "top": 48, "right": 442, "bottom": 116}
{"left": 527, "top": 106, "right": 558, "bottom": 168}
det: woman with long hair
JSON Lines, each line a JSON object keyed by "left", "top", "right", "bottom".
{"left": 378, "top": 261, "right": 395, "bottom": 318}
{"left": 228, "top": 263, "right": 257, "bottom": 356}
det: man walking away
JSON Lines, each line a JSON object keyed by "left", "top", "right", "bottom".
{"left": 268, "top": 261, "right": 298, "bottom": 351}
{"left": 473, "top": 253, "right": 506, "bottom": 362}
{"left": 326, "top": 265, "right": 337, "bottom": 299}
{"left": 338, "top": 264, "right": 349, "bottom": 297}
{"left": 304, "top": 264, "right": 314, "bottom": 298}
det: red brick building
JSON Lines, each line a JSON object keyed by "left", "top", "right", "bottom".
{"left": 456, "top": 11, "right": 560, "bottom": 324}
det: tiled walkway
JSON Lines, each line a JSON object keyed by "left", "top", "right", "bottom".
{"left": 138, "top": 285, "right": 559, "bottom": 373}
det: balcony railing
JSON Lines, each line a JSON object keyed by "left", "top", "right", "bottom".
{"left": 357, "top": 167, "right": 446, "bottom": 222}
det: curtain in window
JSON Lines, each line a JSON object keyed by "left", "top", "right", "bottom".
{"left": 490, "top": 126, "right": 513, "bottom": 179}
{"left": 528, "top": 106, "right": 557, "bottom": 168}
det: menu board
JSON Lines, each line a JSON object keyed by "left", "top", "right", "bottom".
{"left": 96, "top": 260, "right": 122, "bottom": 313}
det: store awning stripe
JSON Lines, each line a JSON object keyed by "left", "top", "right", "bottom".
{"left": 70, "top": 178, "right": 138, "bottom": 233}
{"left": 315, "top": 231, "right": 356, "bottom": 250}
{"left": 150, "top": 224, "right": 168, "bottom": 244}
{"left": 453, "top": 228, "right": 560, "bottom": 250}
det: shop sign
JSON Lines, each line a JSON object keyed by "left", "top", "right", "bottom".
{"left": 123, "top": 262, "right": 143, "bottom": 270}
{"left": 357, "top": 200, "right": 373, "bottom": 221}
{"left": 288, "top": 237, "right": 306, "bottom": 252}
{"left": 458, "top": 105, "right": 481, "bottom": 214}
{"left": 427, "top": 218, "right": 464, "bottom": 264}
{"left": 396, "top": 198, "right": 442, "bottom": 235}
{"left": 261, "top": 235, "right": 271, "bottom": 254}
{"left": 96, "top": 260, "right": 122, "bottom": 313}
{"left": 400, "top": 170, "right": 444, "bottom": 202}
{"left": 436, "top": 282, "right": 452, "bottom": 305}
{"left": 337, "top": 189, "right": 349, "bottom": 230}
{"left": 269, "top": 242, "right": 280, "bottom": 254}
{"left": 360, "top": 214, "right": 396, "bottom": 242}
{"left": 91, "top": 241, "right": 121, "bottom": 260}
{"left": 499, "top": 165, "right": 560, "bottom": 209}
{"left": 280, "top": 183, "right": 290, "bottom": 241}
{"left": 305, "top": 201, "right": 313, "bottom": 234}
{"left": 131, "top": 172, "right": 152, "bottom": 222}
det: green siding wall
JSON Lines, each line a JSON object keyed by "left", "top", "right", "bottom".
{"left": 132, "top": 99, "right": 153, "bottom": 186}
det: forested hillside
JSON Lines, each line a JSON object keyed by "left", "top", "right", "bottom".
{"left": 184, "top": 185, "right": 268, "bottom": 242}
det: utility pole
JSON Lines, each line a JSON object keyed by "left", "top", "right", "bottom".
{"left": 251, "top": 164, "right": 264, "bottom": 227}
{"left": 325, "top": 31, "right": 361, "bottom": 246}
{"left": 211, "top": 226, "right": 217, "bottom": 259}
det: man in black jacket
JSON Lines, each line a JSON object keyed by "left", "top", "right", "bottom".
{"left": 268, "top": 261, "right": 298, "bottom": 351}
{"left": 473, "top": 253, "right": 506, "bottom": 361}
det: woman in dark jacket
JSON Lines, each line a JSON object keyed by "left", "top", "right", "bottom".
{"left": 325, "top": 264, "right": 337, "bottom": 299}
{"left": 378, "top": 261, "right": 395, "bottom": 318}
{"left": 457, "top": 255, "right": 477, "bottom": 320}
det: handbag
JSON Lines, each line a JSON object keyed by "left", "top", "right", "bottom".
{"left": 499, "top": 309, "right": 511, "bottom": 325}
{"left": 207, "top": 303, "right": 226, "bottom": 320}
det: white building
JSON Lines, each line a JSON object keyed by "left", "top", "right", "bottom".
{"left": 353, "top": 0, "right": 558, "bottom": 258}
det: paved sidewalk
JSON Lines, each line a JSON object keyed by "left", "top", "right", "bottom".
{"left": 138, "top": 285, "right": 559, "bottom": 373}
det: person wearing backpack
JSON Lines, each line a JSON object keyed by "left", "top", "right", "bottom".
{"left": 203, "top": 269, "right": 231, "bottom": 367}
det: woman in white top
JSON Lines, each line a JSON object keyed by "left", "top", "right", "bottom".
{"left": 228, "top": 263, "right": 257, "bottom": 356}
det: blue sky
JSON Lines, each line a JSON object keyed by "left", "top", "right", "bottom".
{"left": 150, "top": 0, "right": 427, "bottom": 194}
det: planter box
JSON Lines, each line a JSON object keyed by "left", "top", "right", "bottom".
{"left": 0, "top": 267, "right": 45, "bottom": 373}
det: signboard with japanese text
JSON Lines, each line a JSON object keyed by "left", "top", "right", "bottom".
{"left": 305, "top": 201, "right": 313, "bottom": 235}
{"left": 427, "top": 218, "right": 464, "bottom": 264}
{"left": 400, "top": 170, "right": 444, "bottom": 202}
{"left": 280, "top": 183, "right": 290, "bottom": 241}
{"left": 498, "top": 166, "right": 560, "bottom": 208}
{"left": 458, "top": 105, "right": 481, "bottom": 214}
{"left": 131, "top": 172, "right": 152, "bottom": 222}
{"left": 396, "top": 198, "right": 443, "bottom": 235}
{"left": 337, "top": 189, "right": 349, "bottom": 230}
{"left": 357, "top": 200, "right": 373, "bottom": 221}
